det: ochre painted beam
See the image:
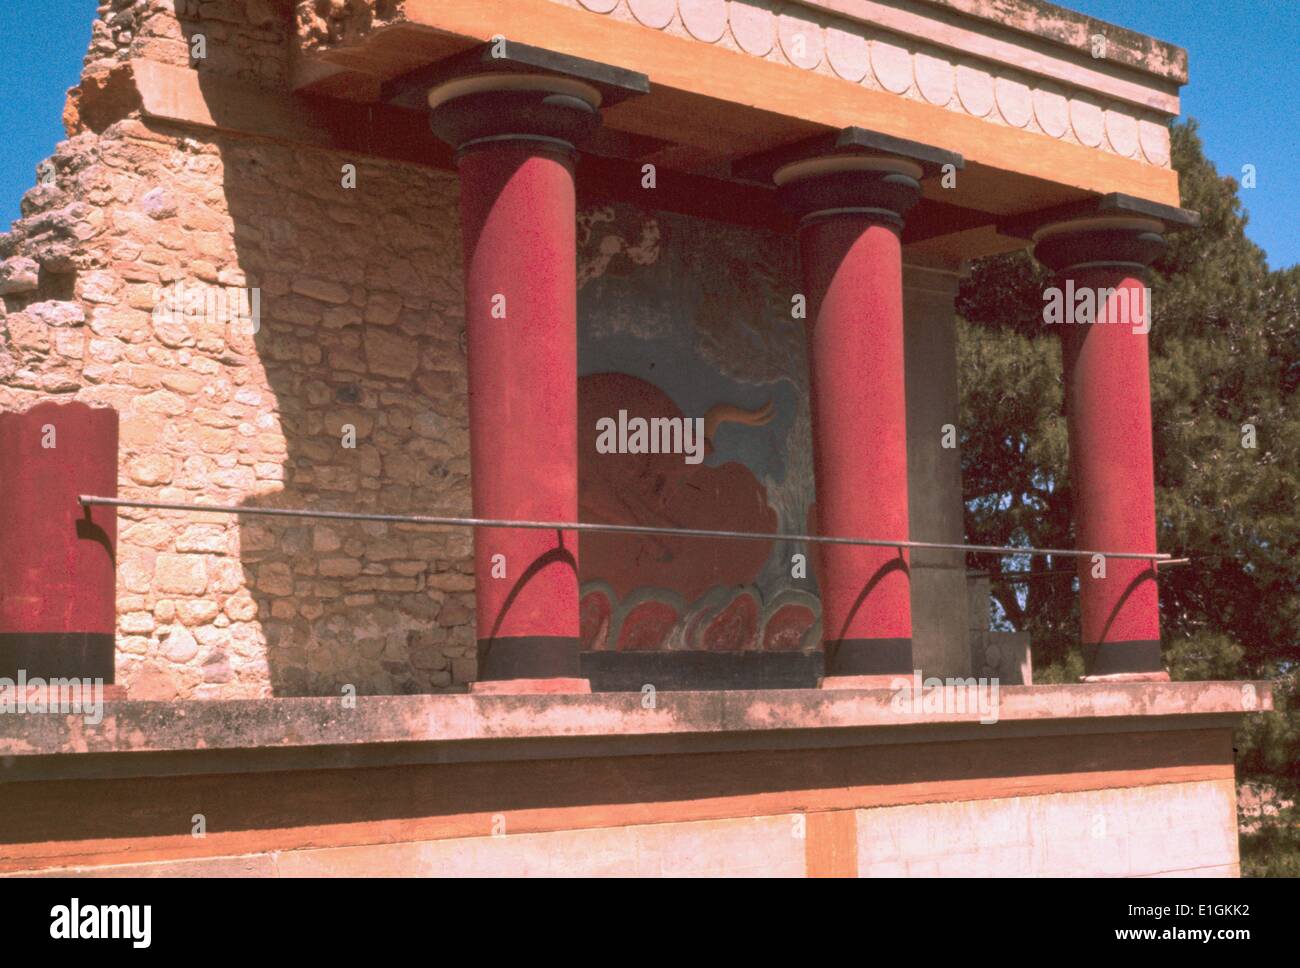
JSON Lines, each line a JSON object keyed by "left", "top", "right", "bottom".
{"left": 114, "top": 59, "right": 1163, "bottom": 259}
{"left": 390, "top": 0, "right": 1182, "bottom": 207}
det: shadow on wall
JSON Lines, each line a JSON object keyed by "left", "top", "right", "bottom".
{"left": 175, "top": 17, "right": 479, "bottom": 697}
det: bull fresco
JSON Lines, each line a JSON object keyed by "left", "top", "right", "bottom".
{"left": 576, "top": 204, "right": 821, "bottom": 655}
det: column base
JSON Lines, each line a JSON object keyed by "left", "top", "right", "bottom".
{"left": 1081, "top": 639, "right": 1164, "bottom": 679}
{"left": 476, "top": 635, "right": 581, "bottom": 681}
{"left": 469, "top": 678, "right": 592, "bottom": 695}
{"left": 0, "top": 631, "right": 116, "bottom": 683}
{"left": 819, "top": 674, "right": 911, "bottom": 690}
{"left": 824, "top": 637, "right": 912, "bottom": 679}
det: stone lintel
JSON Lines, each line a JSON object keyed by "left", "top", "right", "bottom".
{"left": 999, "top": 191, "right": 1201, "bottom": 239}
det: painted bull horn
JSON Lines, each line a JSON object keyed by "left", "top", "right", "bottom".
{"left": 703, "top": 399, "right": 775, "bottom": 441}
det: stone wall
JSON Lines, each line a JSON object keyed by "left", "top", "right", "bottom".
{"left": 1, "top": 3, "right": 479, "bottom": 698}
{"left": 85, "top": 0, "right": 288, "bottom": 84}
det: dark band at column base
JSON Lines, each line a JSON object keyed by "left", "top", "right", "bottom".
{"left": 580, "top": 650, "right": 822, "bottom": 692}
{"left": 1082, "top": 639, "right": 1163, "bottom": 677}
{"left": 825, "top": 637, "right": 913, "bottom": 677}
{"left": 476, "top": 635, "right": 582, "bottom": 681}
{"left": 0, "top": 632, "right": 116, "bottom": 683}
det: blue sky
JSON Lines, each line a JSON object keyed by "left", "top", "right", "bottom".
{"left": 1, "top": 0, "right": 1295, "bottom": 267}
{"left": 1, "top": 2, "right": 97, "bottom": 236}
{"left": 1067, "top": 0, "right": 1299, "bottom": 268}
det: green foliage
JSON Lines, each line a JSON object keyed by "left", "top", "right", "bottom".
{"left": 1239, "top": 790, "right": 1300, "bottom": 878}
{"left": 1237, "top": 674, "right": 1300, "bottom": 779}
{"left": 956, "top": 119, "right": 1299, "bottom": 785}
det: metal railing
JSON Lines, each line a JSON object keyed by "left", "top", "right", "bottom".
{"left": 78, "top": 495, "right": 1171, "bottom": 561}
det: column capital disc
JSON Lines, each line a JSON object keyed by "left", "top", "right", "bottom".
{"left": 777, "top": 157, "right": 923, "bottom": 229}
{"left": 773, "top": 155, "right": 924, "bottom": 187}
{"left": 1032, "top": 214, "right": 1168, "bottom": 274}
{"left": 427, "top": 74, "right": 604, "bottom": 156}
{"left": 1032, "top": 214, "right": 1165, "bottom": 243}
{"left": 427, "top": 73, "right": 604, "bottom": 111}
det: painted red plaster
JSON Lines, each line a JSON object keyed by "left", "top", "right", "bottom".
{"left": 457, "top": 145, "right": 581, "bottom": 646}
{"left": 1062, "top": 268, "right": 1161, "bottom": 645}
{"left": 616, "top": 600, "right": 680, "bottom": 651}
{"left": 799, "top": 217, "right": 913, "bottom": 645}
{"left": 762, "top": 604, "right": 817, "bottom": 651}
{"left": 0, "top": 402, "right": 117, "bottom": 637}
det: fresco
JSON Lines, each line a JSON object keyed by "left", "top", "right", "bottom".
{"left": 576, "top": 203, "right": 821, "bottom": 654}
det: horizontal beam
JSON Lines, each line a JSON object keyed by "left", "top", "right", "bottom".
{"left": 127, "top": 59, "right": 452, "bottom": 168}
{"left": 394, "top": 0, "right": 1182, "bottom": 207}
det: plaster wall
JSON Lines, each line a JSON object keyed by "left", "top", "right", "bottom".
{"left": 3, "top": 780, "right": 1239, "bottom": 878}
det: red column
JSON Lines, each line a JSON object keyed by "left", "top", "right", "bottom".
{"left": 1035, "top": 220, "right": 1167, "bottom": 679}
{"left": 0, "top": 401, "right": 117, "bottom": 683}
{"left": 428, "top": 71, "right": 607, "bottom": 691}
{"left": 801, "top": 216, "right": 913, "bottom": 679}
{"left": 457, "top": 143, "right": 583, "bottom": 688}
{"left": 779, "top": 157, "right": 924, "bottom": 683}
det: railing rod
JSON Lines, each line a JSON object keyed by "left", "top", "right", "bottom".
{"left": 77, "top": 495, "right": 1171, "bottom": 561}
{"left": 967, "top": 558, "right": 1191, "bottom": 582}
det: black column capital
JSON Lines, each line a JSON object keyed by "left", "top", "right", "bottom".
{"left": 1031, "top": 217, "right": 1169, "bottom": 274}
{"left": 999, "top": 192, "right": 1198, "bottom": 274}
{"left": 427, "top": 78, "right": 604, "bottom": 159}
{"left": 383, "top": 40, "right": 649, "bottom": 157}
{"left": 775, "top": 158, "right": 923, "bottom": 230}
{"left": 733, "top": 126, "right": 962, "bottom": 229}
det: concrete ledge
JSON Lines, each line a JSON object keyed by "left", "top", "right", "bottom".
{"left": 0, "top": 684, "right": 1261, "bottom": 876}
{"left": 0, "top": 681, "right": 1272, "bottom": 761}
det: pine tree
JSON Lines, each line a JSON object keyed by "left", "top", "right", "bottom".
{"left": 956, "top": 120, "right": 1299, "bottom": 782}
